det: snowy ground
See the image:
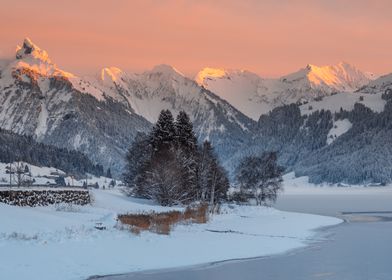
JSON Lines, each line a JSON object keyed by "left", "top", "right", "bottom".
{"left": 0, "top": 188, "right": 340, "bottom": 280}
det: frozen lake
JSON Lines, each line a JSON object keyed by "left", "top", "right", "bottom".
{"left": 95, "top": 189, "right": 392, "bottom": 280}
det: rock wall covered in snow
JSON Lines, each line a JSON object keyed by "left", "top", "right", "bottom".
{"left": 0, "top": 188, "right": 90, "bottom": 206}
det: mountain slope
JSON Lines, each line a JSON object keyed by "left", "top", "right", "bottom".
{"left": 0, "top": 39, "right": 255, "bottom": 175}
{"left": 358, "top": 72, "right": 392, "bottom": 94}
{"left": 94, "top": 64, "right": 254, "bottom": 141}
{"left": 196, "top": 62, "right": 375, "bottom": 120}
{"left": 0, "top": 128, "right": 104, "bottom": 177}
{"left": 0, "top": 38, "right": 151, "bottom": 175}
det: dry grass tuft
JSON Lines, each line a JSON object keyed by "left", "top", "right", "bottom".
{"left": 150, "top": 211, "right": 182, "bottom": 235}
{"left": 184, "top": 203, "right": 209, "bottom": 224}
{"left": 118, "top": 213, "right": 151, "bottom": 231}
{"left": 118, "top": 204, "right": 209, "bottom": 235}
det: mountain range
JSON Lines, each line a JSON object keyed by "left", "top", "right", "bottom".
{"left": 196, "top": 63, "right": 376, "bottom": 120}
{"left": 0, "top": 39, "right": 252, "bottom": 176}
{"left": 1, "top": 38, "right": 392, "bottom": 183}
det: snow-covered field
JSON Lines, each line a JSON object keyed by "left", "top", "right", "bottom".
{"left": 0, "top": 188, "right": 341, "bottom": 280}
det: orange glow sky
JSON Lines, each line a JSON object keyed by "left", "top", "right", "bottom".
{"left": 1, "top": 0, "right": 392, "bottom": 77}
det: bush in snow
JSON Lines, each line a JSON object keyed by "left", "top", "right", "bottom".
{"left": 118, "top": 203, "right": 209, "bottom": 235}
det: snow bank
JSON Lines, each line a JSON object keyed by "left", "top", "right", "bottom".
{"left": 0, "top": 189, "right": 341, "bottom": 280}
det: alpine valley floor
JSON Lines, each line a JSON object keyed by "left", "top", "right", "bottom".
{"left": 0, "top": 182, "right": 341, "bottom": 280}
{"left": 94, "top": 174, "right": 392, "bottom": 280}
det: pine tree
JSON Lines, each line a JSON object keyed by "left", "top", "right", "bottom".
{"left": 175, "top": 111, "right": 197, "bottom": 152}
{"left": 151, "top": 110, "right": 176, "bottom": 154}
{"left": 174, "top": 111, "right": 199, "bottom": 202}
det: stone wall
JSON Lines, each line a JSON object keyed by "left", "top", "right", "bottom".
{"left": 0, "top": 189, "right": 90, "bottom": 207}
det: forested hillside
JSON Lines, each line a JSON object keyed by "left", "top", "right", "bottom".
{"left": 295, "top": 94, "right": 392, "bottom": 184}
{"left": 0, "top": 128, "right": 104, "bottom": 177}
{"left": 228, "top": 93, "right": 392, "bottom": 184}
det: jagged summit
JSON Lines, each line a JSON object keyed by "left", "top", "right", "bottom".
{"left": 297, "top": 62, "right": 375, "bottom": 91}
{"left": 196, "top": 62, "right": 376, "bottom": 120}
{"left": 195, "top": 67, "right": 259, "bottom": 86}
{"left": 270, "top": 62, "right": 374, "bottom": 92}
{"left": 100, "top": 67, "right": 126, "bottom": 83}
{"left": 15, "top": 38, "right": 51, "bottom": 63}
{"left": 10, "top": 38, "right": 74, "bottom": 78}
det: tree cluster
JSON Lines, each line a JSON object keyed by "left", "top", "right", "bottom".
{"left": 124, "top": 110, "right": 229, "bottom": 206}
{"left": 0, "top": 128, "right": 104, "bottom": 177}
{"left": 235, "top": 152, "right": 284, "bottom": 205}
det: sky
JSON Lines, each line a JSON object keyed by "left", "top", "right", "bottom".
{"left": 0, "top": 0, "right": 392, "bottom": 78}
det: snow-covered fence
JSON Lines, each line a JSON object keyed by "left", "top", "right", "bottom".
{"left": 0, "top": 188, "right": 90, "bottom": 207}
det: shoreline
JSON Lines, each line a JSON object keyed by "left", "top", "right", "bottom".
{"left": 88, "top": 209, "right": 344, "bottom": 280}
{"left": 90, "top": 196, "right": 392, "bottom": 280}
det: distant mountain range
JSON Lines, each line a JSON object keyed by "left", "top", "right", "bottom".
{"left": 1, "top": 38, "right": 392, "bottom": 183}
{"left": 196, "top": 63, "right": 377, "bottom": 120}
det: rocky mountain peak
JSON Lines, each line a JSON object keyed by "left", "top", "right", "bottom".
{"left": 16, "top": 38, "right": 51, "bottom": 63}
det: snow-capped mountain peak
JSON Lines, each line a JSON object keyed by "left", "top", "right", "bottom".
{"left": 16, "top": 37, "right": 51, "bottom": 63}
{"left": 99, "top": 67, "right": 132, "bottom": 88}
{"left": 302, "top": 62, "right": 375, "bottom": 92}
{"left": 11, "top": 38, "right": 74, "bottom": 78}
{"left": 195, "top": 67, "right": 227, "bottom": 85}
{"left": 195, "top": 67, "right": 260, "bottom": 86}
{"left": 196, "top": 62, "right": 376, "bottom": 120}
{"left": 101, "top": 67, "right": 124, "bottom": 82}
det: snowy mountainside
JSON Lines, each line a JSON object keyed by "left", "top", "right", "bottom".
{"left": 94, "top": 64, "right": 254, "bottom": 136}
{"left": 88, "top": 63, "right": 255, "bottom": 161}
{"left": 0, "top": 38, "right": 150, "bottom": 175}
{"left": 299, "top": 92, "right": 386, "bottom": 116}
{"left": 227, "top": 92, "right": 392, "bottom": 184}
{"left": 0, "top": 38, "right": 254, "bottom": 176}
{"left": 196, "top": 62, "right": 376, "bottom": 120}
{"left": 358, "top": 72, "right": 392, "bottom": 94}
{"left": 196, "top": 68, "right": 271, "bottom": 121}
{"left": 2, "top": 37, "right": 391, "bottom": 184}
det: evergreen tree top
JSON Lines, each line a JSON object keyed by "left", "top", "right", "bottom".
{"left": 175, "top": 111, "right": 197, "bottom": 151}
{"left": 151, "top": 110, "right": 176, "bottom": 151}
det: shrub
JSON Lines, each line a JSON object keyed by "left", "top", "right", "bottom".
{"left": 183, "top": 203, "right": 209, "bottom": 224}
{"left": 118, "top": 204, "right": 209, "bottom": 235}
